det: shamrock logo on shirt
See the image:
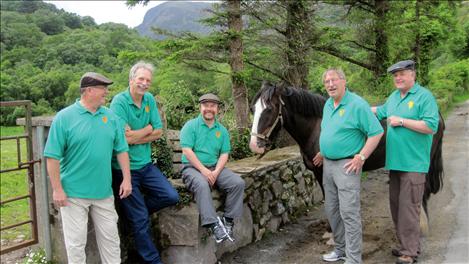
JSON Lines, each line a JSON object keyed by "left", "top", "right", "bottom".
{"left": 215, "top": 131, "right": 221, "bottom": 138}
{"left": 339, "top": 109, "right": 345, "bottom": 117}
{"left": 102, "top": 116, "right": 108, "bottom": 124}
{"left": 408, "top": 101, "right": 414, "bottom": 109}
{"left": 145, "top": 105, "right": 150, "bottom": 113}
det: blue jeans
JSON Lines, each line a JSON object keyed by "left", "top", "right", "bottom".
{"left": 112, "top": 163, "right": 179, "bottom": 264}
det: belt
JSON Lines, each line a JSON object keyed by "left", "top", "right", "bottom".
{"left": 326, "top": 156, "right": 354, "bottom": 161}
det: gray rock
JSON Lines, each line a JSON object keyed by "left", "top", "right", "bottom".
{"left": 244, "top": 176, "right": 254, "bottom": 189}
{"left": 272, "top": 202, "right": 286, "bottom": 216}
{"left": 266, "top": 216, "right": 282, "bottom": 233}
{"left": 157, "top": 203, "right": 200, "bottom": 246}
{"left": 271, "top": 180, "right": 283, "bottom": 198}
{"left": 280, "top": 168, "right": 293, "bottom": 181}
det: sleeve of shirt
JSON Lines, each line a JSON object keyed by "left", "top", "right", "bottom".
{"left": 220, "top": 127, "right": 231, "bottom": 154}
{"left": 111, "top": 113, "right": 129, "bottom": 154}
{"left": 110, "top": 95, "right": 129, "bottom": 128}
{"left": 43, "top": 115, "right": 66, "bottom": 160}
{"left": 180, "top": 121, "right": 195, "bottom": 149}
{"left": 419, "top": 92, "right": 439, "bottom": 133}
{"left": 375, "top": 99, "right": 388, "bottom": 121}
{"left": 149, "top": 96, "right": 163, "bottom": 130}
{"left": 358, "top": 101, "right": 384, "bottom": 137}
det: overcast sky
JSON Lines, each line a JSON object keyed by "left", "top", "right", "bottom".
{"left": 44, "top": 1, "right": 165, "bottom": 28}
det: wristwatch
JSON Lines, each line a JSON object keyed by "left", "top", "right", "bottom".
{"left": 358, "top": 153, "right": 366, "bottom": 161}
{"left": 399, "top": 119, "right": 404, "bottom": 127}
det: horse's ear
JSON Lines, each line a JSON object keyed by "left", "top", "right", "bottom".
{"left": 261, "top": 80, "right": 273, "bottom": 90}
{"left": 275, "top": 82, "right": 288, "bottom": 96}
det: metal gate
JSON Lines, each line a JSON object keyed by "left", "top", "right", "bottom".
{"left": 0, "top": 100, "right": 39, "bottom": 254}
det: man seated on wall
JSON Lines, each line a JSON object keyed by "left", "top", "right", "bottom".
{"left": 180, "top": 93, "right": 246, "bottom": 243}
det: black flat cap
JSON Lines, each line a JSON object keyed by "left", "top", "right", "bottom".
{"left": 387, "top": 60, "right": 415, "bottom": 74}
{"left": 199, "top": 93, "right": 221, "bottom": 104}
{"left": 80, "top": 72, "right": 113, "bottom": 88}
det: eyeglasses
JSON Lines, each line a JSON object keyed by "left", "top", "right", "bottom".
{"left": 323, "top": 78, "right": 342, "bottom": 84}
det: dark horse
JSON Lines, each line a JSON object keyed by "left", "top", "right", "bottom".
{"left": 249, "top": 82, "right": 445, "bottom": 223}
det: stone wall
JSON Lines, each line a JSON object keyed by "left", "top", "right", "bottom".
{"left": 152, "top": 146, "right": 323, "bottom": 263}
{"left": 18, "top": 117, "right": 322, "bottom": 263}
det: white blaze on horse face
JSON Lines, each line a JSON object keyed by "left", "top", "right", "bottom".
{"left": 249, "top": 98, "right": 266, "bottom": 154}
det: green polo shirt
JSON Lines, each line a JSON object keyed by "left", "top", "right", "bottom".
{"left": 376, "top": 83, "right": 439, "bottom": 173}
{"left": 44, "top": 101, "right": 128, "bottom": 199}
{"left": 180, "top": 115, "right": 231, "bottom": 166}
{"left": 320, "top": 89, "right": 383, "bottom": 160}
{"left": 110, "top": 88, "right": 163, "bottom": 170}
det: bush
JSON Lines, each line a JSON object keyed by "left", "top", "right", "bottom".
{"left": 428, "top": 59, "right": 469, "bottom": 110}
{"left": 230, "top": 127, "right": 254, "bottom": 160}
{"left": 151, "top": 136, "right": 175, "bottom": 179}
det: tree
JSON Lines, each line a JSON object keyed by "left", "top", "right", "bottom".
{"left": 243, "top": 0, "right": 318, "bottom": 88}
{"left": 227, "top": 0, "right": 249, "bottom": 130}
{"left": 128, "top": 0, "right": 251, "bottom": 131}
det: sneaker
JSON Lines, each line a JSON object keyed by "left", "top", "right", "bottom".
{"left": 222, "top": 217, "right": 234, "bottom": 238}
{"left": 211, "top": 218, "right": 228, "bottom": 243}
{"left": 322, "top": 251, "right": 346, "bottom": 262}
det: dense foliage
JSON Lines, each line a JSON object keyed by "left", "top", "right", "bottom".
{"left": 1, "top": 0, "right": 468, "bottom": 160}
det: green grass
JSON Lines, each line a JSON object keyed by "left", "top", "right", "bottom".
{"left": 1, "top": 126, "right": 33, "bottom": 244}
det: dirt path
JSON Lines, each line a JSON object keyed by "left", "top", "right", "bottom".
{"left": 220, "top": 100, "right": 469, "bottom": 264}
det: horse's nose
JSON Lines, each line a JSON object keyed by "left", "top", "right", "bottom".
{"left": 249, "top": 136, "right": 265, "bottom": 154}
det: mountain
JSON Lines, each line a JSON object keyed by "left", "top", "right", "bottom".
{"left": 135, "top": 1, "right": 213, "bottom": 39}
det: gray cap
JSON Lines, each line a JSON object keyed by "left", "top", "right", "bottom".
{"left": 199, "top": 93, "right": 221, "bottom": 104}
{"left": 80, "top": 72, "right": 113, "bottom": 88}
{"left": 387, "top": 60, "right": 415, "bottom": 74}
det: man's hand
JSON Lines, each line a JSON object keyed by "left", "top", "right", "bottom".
{"left": 388, "top": 116, "right": 403, "bottom": 127}
{"left": 201, "top": 167, "right": 217, "bottom": 186}
{"left": 312, "top": 152, "right": 323, "bottom": 167}
{"left": 119, "top": 177, "right": 132, "bottom": 199}
{"left": 53, "top": 188, "right": 68, "bottom": 208}
{"left": 344, "top": 155, "right": 365, "bottom": 175}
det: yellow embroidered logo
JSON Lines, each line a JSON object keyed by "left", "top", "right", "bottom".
{"left": 215, "top": 131, "right": 221, "bottom": 138}
{"left": 408, "top": 101, "right": 414, "bottom": 109}
{"left": 102, "top": 116, "right": 108, "bottom": 124}
{"left": 145, "top": 105, "right": 150, "bottom": 113}
{"left": 339, "top": 109, "right": 345, "bottom": 117}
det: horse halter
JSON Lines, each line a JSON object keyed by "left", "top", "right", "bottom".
{"left": 251, "top": 97, "right": 285, "bottom": 141}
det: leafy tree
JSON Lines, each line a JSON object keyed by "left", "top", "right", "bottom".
{"left": 31, "top": 9, "right": 65, "bottom": 35}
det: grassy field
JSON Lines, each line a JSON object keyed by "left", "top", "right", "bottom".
{"left": 1, "top": 126, "right": 32, "bottom": 244}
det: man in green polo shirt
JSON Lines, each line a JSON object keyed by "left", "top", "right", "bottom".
{"left": 180, "top": 93, "right": 245, "bottom": 244}
{"left": 371, "top": 60, "right": 439, "bottom": 264}
{"left": 110, "top": 61, "right": 179, "bottom": 264}
{"left": 44, "top": 72, "right": 132, "bottom": 263}
{"left": 313, "top": 68, "right": 383, "bottom": 264}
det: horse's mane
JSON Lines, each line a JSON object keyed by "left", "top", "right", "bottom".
{"left": 252, "top": 82, "right": 326, "bottom": 118}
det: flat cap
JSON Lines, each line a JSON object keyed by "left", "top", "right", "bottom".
{"left": 80, "top": 72, "right": 113, "bottom": 88}
{"left": 387, "top": 60, "right": 415, "bottom": 74}
{"left": 199, "top": 93, "right": 221, "bottom": 104}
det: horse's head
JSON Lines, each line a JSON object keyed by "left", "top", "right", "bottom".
{"left": 249, "top": 81, "right": 285, "bottom": 154}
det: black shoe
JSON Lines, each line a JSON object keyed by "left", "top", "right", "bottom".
{"left": 222, "top": 217, "right": 234, "bottom": 238}
{"left": 392, "top": 248, "right": 402, "bottom": 257}
{"left": 210, "top": 217, "right": 228, "bottom": 243}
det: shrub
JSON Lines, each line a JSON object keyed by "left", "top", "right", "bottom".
{"left": 151, "top": 136, "right": 174, "bottom": 179}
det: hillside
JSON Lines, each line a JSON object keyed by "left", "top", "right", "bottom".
{"left": 135, "top": 1, "right": 213, "bottom": 39}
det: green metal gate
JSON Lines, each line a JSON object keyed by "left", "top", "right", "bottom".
{"left": 0, "top": 100, "right": 39, "bottom": 254}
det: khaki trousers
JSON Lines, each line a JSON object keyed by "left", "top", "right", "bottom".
{"left": 60, "top": 196, "right": 120, "bottom": 264}
{"left": 389, "top": 171, "right": 426, "bottom": 257}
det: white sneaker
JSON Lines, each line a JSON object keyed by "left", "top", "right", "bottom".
{"left": 322, "top": 251, "right": 346, "bottom": 262}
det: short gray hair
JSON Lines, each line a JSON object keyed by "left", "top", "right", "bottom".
{"left": 322, "top": 68, "right": 346, "bottom": 82}
{"left": 129, "top": 61, "right": 154, "bottom": 81}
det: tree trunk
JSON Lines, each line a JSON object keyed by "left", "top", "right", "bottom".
{"left": 227, "top": 0, "right": 250, "bottom": 131}
{"left": 283, "top": 0, "right": 312, "bottom": 89}
{"left": 373, "top": 0, "right": 389, "bottom": 80}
